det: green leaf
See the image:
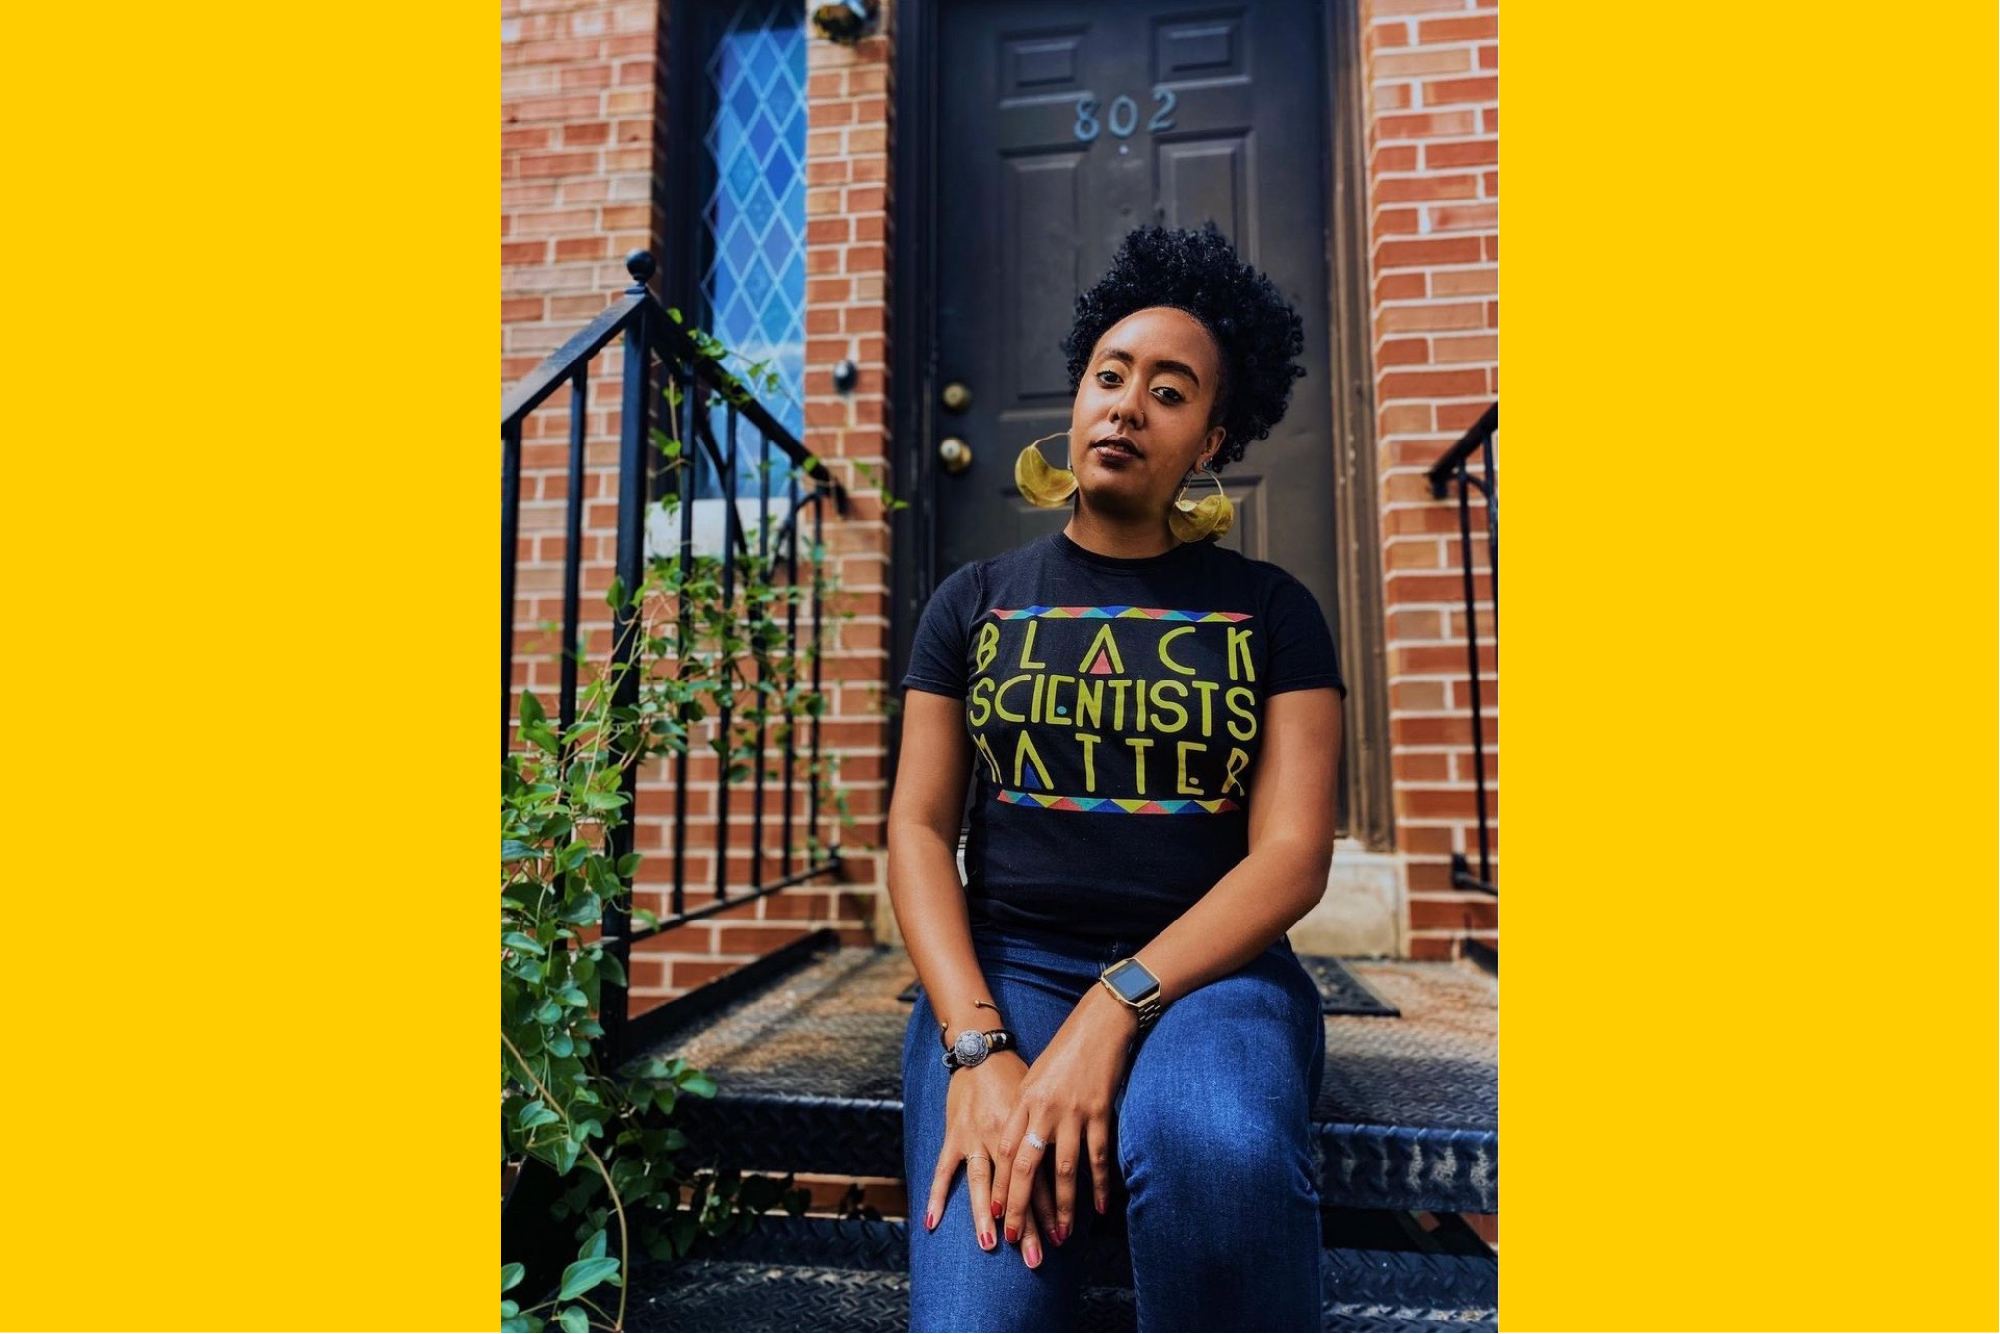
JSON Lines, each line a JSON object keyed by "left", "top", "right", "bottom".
{"left": 677, "top": 1071, "right": 717, "bottom": 1099}
{"left": 557, "top": 1306, "right": 589, "bottom": 1333}
{"left": 535, "top": 1000, "right": 563, "bottom": 1025}
{"left": 517, "top": 1100, "right": 561, "bottom": 1131}
{"left": 501, "top": 1299, "right": 519, "bottom": 1319}
{"left": 520, "top": 692, "right": 546, "bottom": 727}
{"left": 584, "top": 1228, "right": 608, "bottom": 1260}
{"left": 558, "top": 1256, "right": 622, "bottom": 1301}
{"left": 557, "top": 985, "right": 589, "bottom": 1008}
{"left": 551, "top": 1135, "right": 581, "bottom": 1176}
{"left": 502, "top": 1263, "right": 525, "bottom": 1294}
{"left": 502, "top": 839, "right": 538, "bottom": 862}
{"left": 616, "top": 852, "right": 643, "bottom": 877}
{"left": 503, "top": 931, "right": 546, "bottom": 957}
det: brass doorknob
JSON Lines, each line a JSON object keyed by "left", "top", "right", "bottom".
{"left": 941, "top": 381, "right": 972, "bottom": 413}
{"left": 938, "top": 437, "right": 973, "bottom": 474}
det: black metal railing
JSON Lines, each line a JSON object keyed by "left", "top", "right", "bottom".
{"left": 1426, "top": 403, "right": 1497, "bottom": 912}
{"left": 502, "top": 251, "right": 850, "bottom": 1065}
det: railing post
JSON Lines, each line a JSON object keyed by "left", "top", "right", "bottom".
{"left": 714, "top": 405, "right": 741, "bottom": 902}
{"left": 671, "top": 358, "right": 696, "bottom": 923}
{"left": 1427, "top": 405, "right": 1498, "bottom": 900}
{"left": 600, "top": 250, "right": 656, "bottom": 1066}
{"left": 782, "top": 467, "right": 800, "bottom": 877}
{"left": 502, "top": 420, "right": 522, "bottom": 767}
{"left": 559, "top": 365, "right": 589, "bottom": 743}
{"left": 1454, "top": 463, "right": 1492, "bottom": 889}
{"left": 809, "top": 490, "right": 824, "bottom": 860}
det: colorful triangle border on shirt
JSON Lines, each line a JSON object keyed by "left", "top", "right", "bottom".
{"left": 988, "top": 606, "right": 1252, "bottom": 622}
{"left": 995, "top": 787, "right": 1241, "bottom": 814}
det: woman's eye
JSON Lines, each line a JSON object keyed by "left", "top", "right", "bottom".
{"left": 1096, "top": 370, "right": 1121, "bottom": 386}
{"left": 1154, "top": 386, "right": 1185, "bottom": 404}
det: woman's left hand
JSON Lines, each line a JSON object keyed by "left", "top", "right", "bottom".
{"left": 992, "top": 985, "right": 1139, "bottom": 1251}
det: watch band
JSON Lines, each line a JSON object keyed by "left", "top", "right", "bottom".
{"left": 1099, "top": 957, "right": 1164, "bottom": 1032}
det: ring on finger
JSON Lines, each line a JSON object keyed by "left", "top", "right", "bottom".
{"left": 964, "top": 1151, "right": 990, "bottom": 1162}
{"left": 1023, "top": 1131, "right": 1046, "bottom": 1150}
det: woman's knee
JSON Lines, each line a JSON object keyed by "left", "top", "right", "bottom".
{"left": 1118, "top": 1083, "right": 1313, "bottom": 1198}
{"left": 1114, "top": 965, "right": 1321, "bottom": 1193}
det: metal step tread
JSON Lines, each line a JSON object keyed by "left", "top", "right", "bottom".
{"left": 623, "top": 1218, "right": 1497, "bottom": 1333}
{"left": 636, "top": 944, "right": 1497, "bottom": 1213}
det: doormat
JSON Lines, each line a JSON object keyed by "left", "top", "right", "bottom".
{"left": 898, "top": 955, "right": 1398, "bottom": 1018}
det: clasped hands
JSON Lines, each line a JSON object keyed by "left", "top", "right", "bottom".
{"left": 922, "top": 985, "right": 1140, "bottom": 1268}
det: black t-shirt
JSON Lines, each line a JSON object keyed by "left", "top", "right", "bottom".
{"left": 899, "top": 528, "right": 1346, "bottom": 943}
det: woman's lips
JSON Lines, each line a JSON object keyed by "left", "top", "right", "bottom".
{"left": 1093, "top": 440, "right": 1141, "bottom": 463}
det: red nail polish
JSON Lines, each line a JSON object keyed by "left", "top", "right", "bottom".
{"left": 980, "top": 1230, "right": 994, "bottom": 1248}
{"left": 992, "top": 1200, "right": 1003, "bottom": 1218}
{"left": 1054, "top": 1224, "right": 1068, "bottom": 1245}
{"left": 925, "top": 1210, "right": 935, "bottom": 1230}
{"left": 1005, "top": 1224, "right": 1018, "bottom": 1242}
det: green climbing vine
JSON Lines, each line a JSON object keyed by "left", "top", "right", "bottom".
{"left": 501, "top": 323, "right": 901, "bottom": 1331}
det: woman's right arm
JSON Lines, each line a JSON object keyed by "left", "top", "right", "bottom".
{"left": 887, "top": 689, "right": 1055, "bottom": 1265}
{"left": 886, "top": 689, "right": 987, "bottom": 1040}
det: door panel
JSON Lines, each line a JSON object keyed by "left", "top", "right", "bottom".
{"left": 933, "top": 0, "right": 1348, "bottom": 823}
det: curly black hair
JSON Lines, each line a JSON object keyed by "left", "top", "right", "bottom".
{"left": 1061, "top": 222, "right": 1306, "bottom": 472}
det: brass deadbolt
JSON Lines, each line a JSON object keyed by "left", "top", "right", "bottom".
{"left": 941, "top": 381, "right": 972, "bottom": 413}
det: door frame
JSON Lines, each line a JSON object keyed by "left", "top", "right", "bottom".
{"left": 888, "top": 0, "right": 1394, "bottom": 853}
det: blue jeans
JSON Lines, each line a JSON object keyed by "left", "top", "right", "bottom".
{"left": 902, "top": 921, "right": 1327, "bottom": 1332}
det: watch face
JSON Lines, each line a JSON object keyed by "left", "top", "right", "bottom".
{"left": 952, "top": 1030, "right": 988, "bottom": 1066}
{"left": 1107, "top": 960, "right": 1157, "bottom": 1005}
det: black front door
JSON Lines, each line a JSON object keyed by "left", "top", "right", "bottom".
{"left": 932, "top": 0, "right": 1341, "bottom": 625}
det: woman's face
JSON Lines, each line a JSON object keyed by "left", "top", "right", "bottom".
{"left": 1065, "top": 305, "right": 1226, "bottom": 520}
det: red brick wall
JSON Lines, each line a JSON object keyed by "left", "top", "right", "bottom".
{"left": 1358, "top": 0, "right": 1500, "bottom": 960}
{"left": 502, "top": 0, "right": 890, "bottom": 1005}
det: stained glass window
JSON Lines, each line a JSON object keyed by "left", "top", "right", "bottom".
{"left": 693, "top": 0, "right": 807, "bottom": 500}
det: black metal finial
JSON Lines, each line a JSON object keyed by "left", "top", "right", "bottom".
{"left": 624, "top": 250, "right": 656, "bottom": 291}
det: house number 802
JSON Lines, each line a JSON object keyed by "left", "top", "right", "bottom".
{"left": 1074, "top": 88, "right": 1178, "bottom": 142}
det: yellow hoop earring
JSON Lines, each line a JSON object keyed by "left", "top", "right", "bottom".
{"left": 1167, "top": 464, "right": 1235, "bottom": 543}
{"left": 1014, "top": 431, "right": 1077, "bottom": 508}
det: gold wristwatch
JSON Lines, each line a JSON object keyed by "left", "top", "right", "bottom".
{"left": 1098, "top": 956, "right": 1163, "bottom": 1031}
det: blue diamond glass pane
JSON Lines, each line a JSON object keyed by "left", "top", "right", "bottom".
{"left": 740, "top": 254, "right": 773, "bottom": 310}
{"left": 746, "top": 30, "right": 778, "bottom": 95}
{"left": 697, "top": 0, "right": 806, "bottom": 495}
{"left": 746, "top": 109, "right": 776, "bottom": 165}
